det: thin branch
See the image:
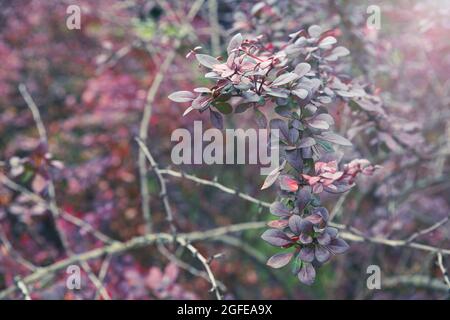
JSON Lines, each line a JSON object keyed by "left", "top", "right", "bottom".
{"left": 17, "top": 84, "right": 112, "bottom": 300}
{"left": 0, "top": 173, "right": 115, "bottom": 244}
{"left": 208, "top": 0, "right": 220, "bottom": 56}
{"left": 0, "top": 226, "right": 37, "bottom": 272}
{"left": 406, "top": 216, "right": 450, "bottom": 243}
{"left": 136, "top": 138, "right": 177, "bottom": 235}
{"left": 437, "top": 253, "right": 450, "bottom": 292}
{"left": 157, "top": 243, "right": 227, "bottom": 292}
{"left": 138, "top": 0, "right": 205, "bottom": 233}
{"left": 94, "top": 255, "right": 113, "bottom": 300}
{"left": 14, "top": 277, "right": 31, "bottom": 300}
{"left": 159, "top": 168, "right": 271, "bottom": 209}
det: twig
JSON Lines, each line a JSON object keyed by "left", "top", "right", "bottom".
{"left": 0, "top": 226, "right": 37, "bottom": 272}
{"left": 406, "top": 216, "right": 450, "bottom": 243}
{"left": 0, "top": 173, "right": 115, "bottom": 244}
{"left": 208, "top": 0, "right": 220, "bottom": 56}
{"left": 136, "top": 138, "right": 177, "bottom": 235}
{"left": 175, "top": 238, "right": 222, "bottom": 300}
{"left": 383, "top": 274, "right": 449, "bottom": 292}
{"left": 159, "top": 168, "right": 271, "bottom": 209}
{"left": 138, "top": 0, "right": 205, "bottom": 233}
{"left": 437, "top": 253, "right": 450, "bottom": 292}
{"left": 14, "top": 277, "right": 31, "bottom": 300}
{"left": 18, "top": 84, "right": 112, "bottom": 300}
{"left": 94, "top": 255, "right": 113, "bottom": 300}
{"left": 157, "top": 243, "right": 227, "bottom": 292}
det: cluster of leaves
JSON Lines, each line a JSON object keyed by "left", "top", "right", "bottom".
{"left": 170, "top": 27, "right": 379, "bottom": 284}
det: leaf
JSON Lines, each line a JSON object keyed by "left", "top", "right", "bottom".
{"left": 196, "top": 54, "right": 220, "bottom": 68}
{"left": 254, "top": 109, "right": 267, "bottom": 128}
{"left": 308, "top": 25, "right": 322, "bottom": 38}
{"left": 270, "top": 119, "right": 289, "bottom": 141}
{"left": 285, "top": 148, "right": 303, "bottom": 172}
{"left": 275, "top": 105, "right": 291, "bottom": 117}
{"left": 308, "top": 119, "right": 330, "bottom": 130}
{"left": 214, "top": 102, "right": 232, "bottom": 114}
{"left": 298, "top": 246, "right": 314, "bottom": 263}
{"left": 272, "top": 72, "right": 300, "bottom": 86}
{"left": 209, "top": 109, "right": 223, "bottom": 129}
{"left": 298, "top": 263, "right": 316, "bottom": 285}
{"left": 327, "top": 238, "right": 349, "bottom": 254}
{"left": 314, "top": 113, "right": 335, "bottom": 125}
{"left": 261, "top": 161, "right": 286, "bottom": 190}
{"left": 227, "top": 33, "right": 243, "bottom": 54}
{"left": 270, "top": 201, "right": 291, "bottom": 217}
{"left": 266, "top": 89, "right": 289, "bottom": 98}
{"left": 325, "top": 46, "right": 350, "bottom": 61}
{"left": 279, "top": 175, "right": 299, "bottom": 192}
{"left": 298, "top": 137, "right": 316, "bottom": 148}
{"left": 261, "top": 169, "right": 281, "bottom": 190}
{"left": 267, "top": 219, "right": 289, "bottom": 229}
{"left": 261, "top": 229, "right": 292, "bottom": 247}
{"left": 267, "top": 252, "right": 294, "bottom": 269}
{"left": 319, "top": 36, "right": 337, "bottom": 48}
{"left": 193, "top": 87, "right": 211, "bottom": 93}
{"left": 318, "top": 132, "right": 353, "bottom": 146}
{"left": 235, "top": 103, "right": 252, "bottom": 114}
{"left": 292, "top": 88, "right": 309, "bottom": 99}
{"left": 296, "top": 188, "right": 312, "bottom": 211}
{"left": 315, "top": 246, "right": 331, "bottom": 263}
{"left": 168, "top": 91, "right": 195, "bottom": 103}
{"left": 182, "top": 106, "right": 195, "bottom": 117}
{"left": 288, "top": 215, "right": 304, "bottom": 234}
{"left": 294, "top": 63, "right": 311, "bottom": 78}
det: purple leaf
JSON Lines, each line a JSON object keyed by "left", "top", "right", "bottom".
{"left": 267, "top": 219, "right": 289, "bottom": 229}
{"left": 267, "top": 252, "right": 294, "bottom": 269}
{"left": 327, "top": 238, "right": 349, "bottom": 254}
{"left": 298, "top": 137, "right": 316, "bottom": 148}
{"left": 272, "top": 72, "right": 300, "bottom": 86}
{"left": 315, "top": 246, "right": 331, "bottom": 263}
{"left": 270, "top": 202, "right": 291, "bottom": 217}
{"left": 168, "top": 91, "right": 195, "bottom": 103}
{"left": 318, "top": 131, "right": 353, "bottom": 146}
{"left": 317, "top": 232, "right": 332, "bottom": 246}
{"left": 279, "top": 175, "right": 299, "bottom": 192}
{"left": 209, "top": 109, "right": 223, "bottom": 129}
{"left": 196, "top": 54, "right": 220, "bottom": 68}
{"left": 294, "top": 62, "right": 311, "bottom": 78}
{"left": 298, "top": 263, "right": 316, "bottom": 285}
{"left": 261, "top": 229, "right": 292, "bottom": 247}
{"left": 227, "top": 33, "right": 243, "bottom": 54}
{"left": 308, "top": 119, "right": 330, "bottom": 130}
{"left": 298, "top": 246, "right": 314, "bottom": 263}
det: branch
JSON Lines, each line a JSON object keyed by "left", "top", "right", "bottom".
{"left": 136, "top": 138, "right": 176, "bottom": 235}
{"left": 18, "top": 84, "right": 111, "bottom": 300}
{"left": 137, "top": 0, "right": 205, "bottom": 233}
{"left": 437, "top": 253, "right": 450, "bottom": 292}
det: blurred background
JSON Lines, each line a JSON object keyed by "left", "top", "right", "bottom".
{"left": 0, "top": 0, "right": 450, "bottom": 299}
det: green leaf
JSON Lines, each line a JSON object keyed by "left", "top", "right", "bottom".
{"left": 214, "top": 102, "right": 232, "bottom": 114}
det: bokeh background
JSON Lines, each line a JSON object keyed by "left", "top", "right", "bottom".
{"left": 1, "top": 0, "right": 450, "bottom": 299}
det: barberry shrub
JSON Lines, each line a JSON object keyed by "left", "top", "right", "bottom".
{"left": 170, "top": 26, "right": 378, "bottom": 285}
